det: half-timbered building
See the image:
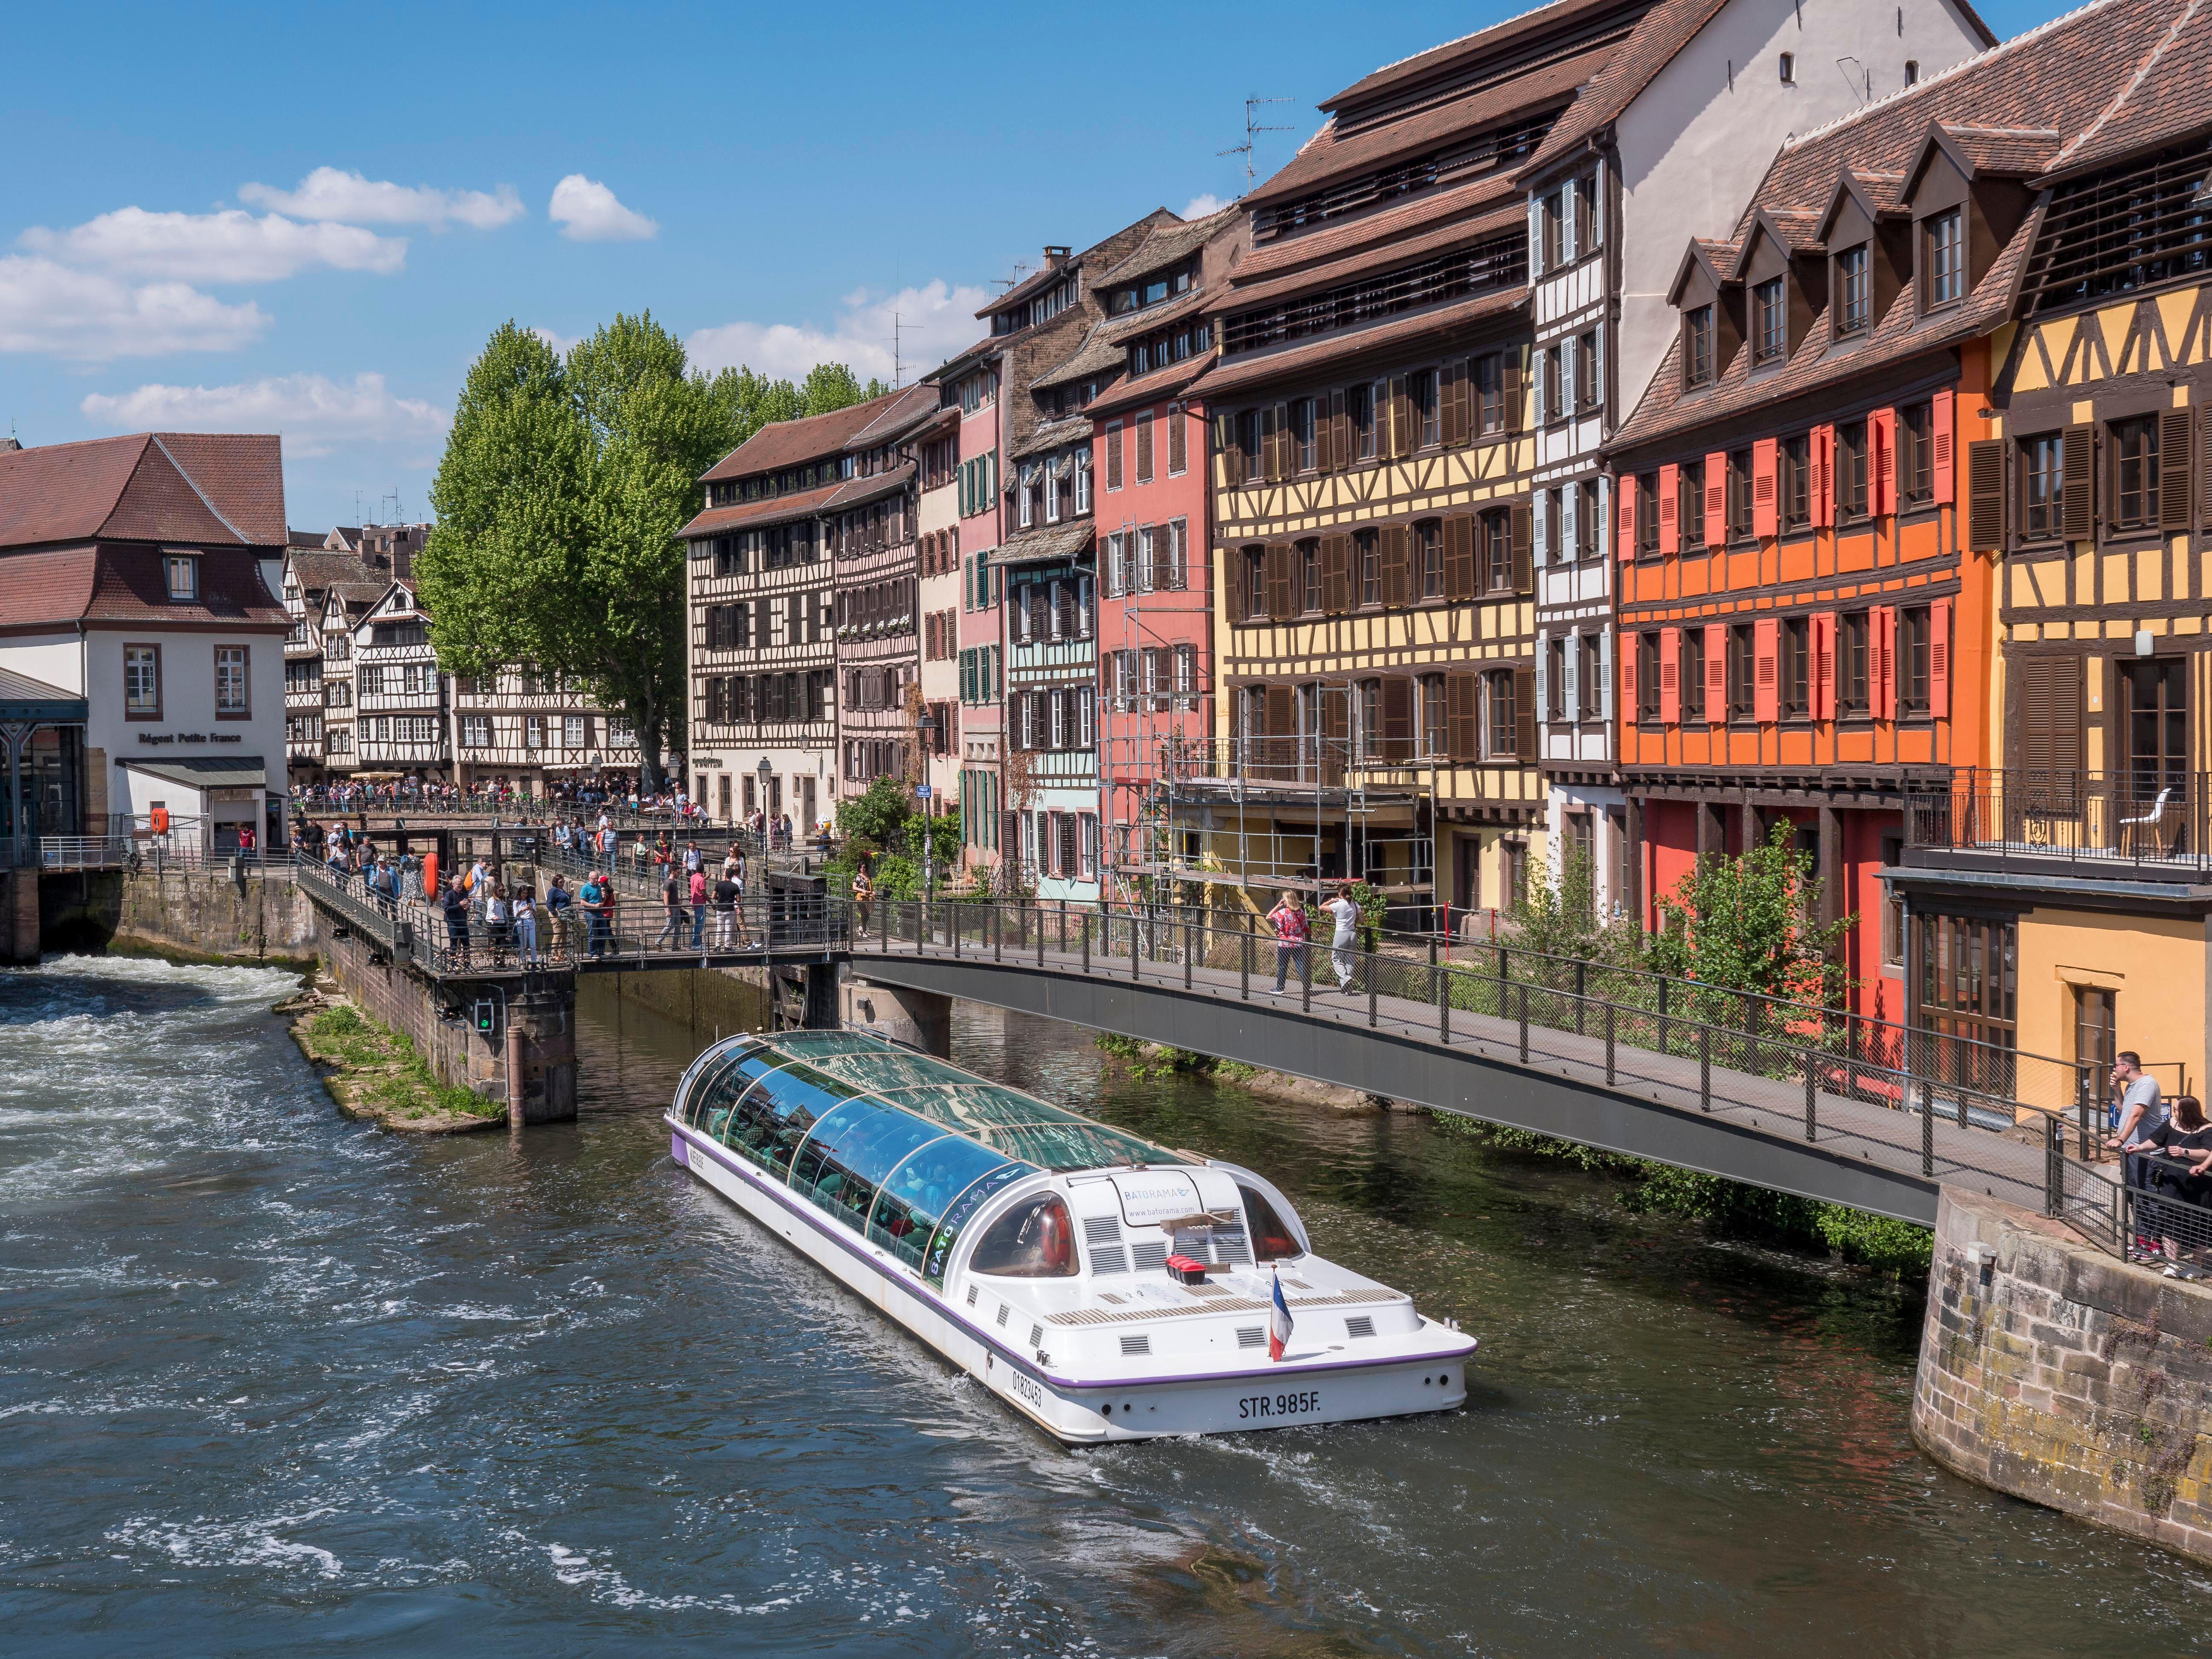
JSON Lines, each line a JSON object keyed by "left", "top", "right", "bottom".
{"left": 832, "top": 385, "right": 938, "bottom": 797}
{"left": 351, "top": 579, "right": 451, "bottom": 778}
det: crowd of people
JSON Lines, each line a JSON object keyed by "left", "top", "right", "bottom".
{"left": 288, "top": 774, "right": 713, "bottom": 823}
{"left": 2105, "top": 1051, "right": 2212, "bottom": 1277}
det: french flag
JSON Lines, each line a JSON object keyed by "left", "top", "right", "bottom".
{"left": 1269, "top": 1268, "right": 1294, "bottom": 1362}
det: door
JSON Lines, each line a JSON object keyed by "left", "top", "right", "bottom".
{"left": 2121, "top": 658, "right": 2187, "bottom": 851}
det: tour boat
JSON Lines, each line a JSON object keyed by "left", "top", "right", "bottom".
{"left": 665, "top": 1030, "right": 1477, "bottom": 1442}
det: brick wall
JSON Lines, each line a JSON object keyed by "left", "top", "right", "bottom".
{"left": 115, "top": 867, "right": 315, "bottom": 963}
{"left": 1914, "top": 1188, "right": 2212, "bottom": 1562}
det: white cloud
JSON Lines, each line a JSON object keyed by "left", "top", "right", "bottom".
{"left": 688, "top": 279, "right": 992, "bottom": 384}
{"left": 239, "top": 167, "right": 524, "bottom": 230}
{"left": 80, "top": 372, "right": 448, "bottom": 458}
{"left": 547, "top": 175, "right": 658, "bottom": 242}
{"left": 18, "top": 207, "right": 405, "bottom": 283}
{"left": 1182, "top": 193, "right": 1227, "bottom": 219}
{"left": 0, "top": 255, "right": 268, "bottom": 360}
{"left": 527, "top": 326, "right": 582, "bottom": 355}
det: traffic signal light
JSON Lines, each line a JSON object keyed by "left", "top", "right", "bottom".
{"left": 474, "top": 998, "right": 496, "bottom": 1034}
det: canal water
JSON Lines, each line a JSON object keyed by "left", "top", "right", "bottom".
{"left": 3, "top": 955, "right": 2204, "bottom": 1656}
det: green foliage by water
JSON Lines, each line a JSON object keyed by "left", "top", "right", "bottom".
{"left": 1643, "top": 823, "right": 1856, "bottom": 1007}
{"left": 828, "top": 777, "right": 960, "bottom": 896}
{"left": 303, "top": 1004, "right": 500, "bottom": 1122}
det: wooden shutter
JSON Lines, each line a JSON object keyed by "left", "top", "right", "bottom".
{"left": 1703, "top": 623, "right": 1727, "bottom": 719}
{"left": 1616, "top": 473, "right": 1637, "bottom": 561}
{"left": 1620, "top": 636, "right": 1638, "bottom": 726}
{"left": 1930, "top": 595, "right": 1953, "bottom": 719}
{"left": 2061, "top": 423, "right": 2093, "bottom": 541}
{"left": 2019, "top": 654, "right": 2082, "bottom": 774}
{"left": 1442, "top": 358, "right": 1470, "bottom": 446}
{"left": 1447, "top": 672, "right": 1479, "bottom": 762}
{"left": 1871, "top": 605, "right": 1896, "bottom": 720}
{"left": 1966, "top": 439, "right": 2005, "bottom": 551}
{"left": 1753, "top": 617, "right": 1778, "bottom": 722}
{"left": 1443, "top": 515, "right": 1476, "bottom": 601}
{"left": 1703, "top": 452, "right": 1726, "bottom": 549}
{"left": 1502, "top": 350, "right": 1523, "bottom": 434}
{"left": 1513, "top": 664, "right": 1536, "bottom": 760}
{"left": 2161, "top": 408, "right": 2193, "bottom": 530}
{"left": 1382, "top": 677, "right": 1414, "bottom": 761}
{"left": 1810, "top": 424, "right": 1836, "bottom": 528}
{"left": 1657, "top": 463, "right": 1679, "bottom": 556}
{"left": 1752, "top": 437, "right": 1778, "bottom": 538}
{"left": 1168, "top": 405, "right": 1187, "bottom": 475}
{"left": 1313, "top": 396, "right": 1334, "bottom": 473}
{"left": 1214, "top": 412, "right": 1240, "bottom": 486}
{"left": 1511, "top": 503, "right": 1534, "bottom": 592}
{"left": 1382, "top": 525, "right": 1412, "bottom": 606}
{"left": 1257, "top": 405, "right": 1279, "bottom": 483}
{"left": 1933, "top": 387, "right": 1956, "bottom": 504}
{"left": 1262, "top": 544, "right": 1289, "bottom": 621}
{"left": 1389, "top": 377, "right": 1412, "bottom": 457}
{"left": 1135, "top": 413, "right": 1154, "bottom": 483}
{"left": 1321, "top": 534, "right": 1351, "bottom": 615}
{"left": 1812, "top": 611, "right": 1836, "bottom": 720}
{"left": 1659, "top": 626, "right": 1681, "bottom": 725}
{"left": 1870, "top": 407, "right": 1898, "bottom": 515}
{"left": 1329, "top": 389, "right": 1349, "bottom": 471}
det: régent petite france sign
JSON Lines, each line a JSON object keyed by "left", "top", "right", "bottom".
{"left": 136, "top": 732, "right": 245, "bottom": 746}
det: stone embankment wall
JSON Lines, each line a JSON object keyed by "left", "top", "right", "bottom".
{"left": 111, "top": 867, "right": 315, "bottom": 964}
{"left": 1914, "top": 1189, "right": 2212, "bottom": 1562}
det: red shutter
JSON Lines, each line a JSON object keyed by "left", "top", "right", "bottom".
{"left": 1617, "top": 473, "right": 1638, "bottom": 561}
{"left": 1621, "top": 629, "right": 1638, "bottom": 722}
{"left": 1931, "top": 595, "right": 1952, "bottom": 719}
{"left": 1753, "top": 617, "right": 1778, "bottom": 723}
{"left": 1657, "top": 463, "right": 1679, "bottom": 556}
{"left": 1872, "top": 605, "right": 1896, "bottom": 720}
{"left": 1869, "top": 408, "right": 1898, "bottom": 516}
{"left": 1810, "top": 425, "right": 1835, "bottom": 528}
{"left": 1752, "top": 437, "right": 1778, "bottom": 539}
{"left": 1703, "top": 451, "right": 1726, "bottom": 549}
{"left": 1933, "top": 388, "right": 1956, "bottom": 504}
{"left": 1813, "top": 611, "right": 1836, "bottom": 721}
{"left": 1704, "top": 623, "right": 1727, "bottom": 719}
{"left": 1659, "top": 626, "right": 1681, "bottom": 725}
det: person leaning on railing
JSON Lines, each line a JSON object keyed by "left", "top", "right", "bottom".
{"left": 2133, "top": 1094, "right": 2212, "bottom": 1275}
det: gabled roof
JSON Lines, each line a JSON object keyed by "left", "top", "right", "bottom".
{"left": 285, "top": 549, "right": 376, "bottom": 598}
{"left": 1813, "top": 170, "right": 1901, "bottom": 243}
{"left": 701, "top": 387, "right": 913, "bottom": 483}
{"left": 1665, "top": 237, "right": 1739, "bottom": 306}
{"left": 844, "top": 383, "right": 942, "bottom": 449}
{"left": 0, "top": 432, "right": 288, "bottom": 552}
{"left": 1901, "top": 120, "right": 2062, "bottom": 198}
{"left": 1095, "top": 208, "right": 1234, "bottom": 290}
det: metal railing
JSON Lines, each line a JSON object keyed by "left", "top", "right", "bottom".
{"left": 2056, "top": 1146, "right": 2212, "bottom": 1267}
{"left": 1906, "top": 768, "right": 2211, "bottom": 875}
{"left": 39, "top": 835, "right": 137, "bottom": 870}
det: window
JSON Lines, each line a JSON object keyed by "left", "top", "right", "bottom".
{"left": 2111, "top": 415, "right": 2160, "bottom": 530}
{"left": 1680, "top": 460, "right": 1706, "bottom": 551}
{"left": 1781, "top": 435, "right": 1811, "bottom": 530}
{"left": 1541, "top": 189, "right": 1564, "bottom": 269}
{"left": 1781, "top": 617, "right": 1810, "bottom": 718}
{"left": 1635, "top": 472, "right": 1659, "bottom": 556}
{"left": 1925, "top": 209, "right": 1964, "bottom": 307}
{"left": 1726, "top": 449, "right": 1754, "bottom": 540}
{"left": 1421, "top": 674, "right": 1448, "bottom": 758}
{"left": 1683, "top": 305, "right": 1714, "bottom": 388}
{"left": 2023, "top": 433, "right": 2063, "bottom": 537}
{"left": 125, "top": 644, "right": 160, "bottom": 717}
{"left": 1837, "top": 421, "right": 1869, "bottom": 520}
{"left": 1543, "top": 345, "right": 1564, "bottom": 423}
{"left": 1727, "top": 623, "right": 1756, "bottom": 720}
{"left": 1752, "top": 277, "right": 1787, "bottom": 364}
{"left": 1301, "top": 539, "right": 1321, "bottom": 614}
{"left": 1417, "top": 520, "right": 1442, "bottom": 598}
{"left": 215, "top": 645, "right": 248, "bottom": 716}
{"left": 1476, "top": 354, "right": 1504, "bottom": 435}
{"left": 1682, "top": 628, "right": 1706, "bottom": 722}
{"left": 1901, "top": 402, "right": 1934, "bottom": 506}
{"left": 1841, "top": 611, "right": 1871, "bottom": 715}
{"left": 1837, "top": 244, "right": 1871, "bottom": 334}
{"left": 1545, "top": 487, "right": 1566, "bottom": 565}
{"left": 1359, "top": 530, "right": 1381, "bottom": 606}
{"left": 1244, "top": 547, "right": 1266, "bottom": 620}
{"left": 2124, "top": 658, "right": 2189, "bottom": 788}
{"left": 1636, "top": 632, "right": 1661, "bottom": 723}
{"left": 1577, "top": 631, "right": 1599, "bottom": 719}
{"left": 462, "top": 714, "right": 490, "bottom": 748}
{"left": 1577, "top": 480, "right": 1601, "bottom": 558}
{"left": 1482, "top": 513, "right": 1510, "bottom": 593}
{"left": 1575, "top": 330, "right": 1598, "bottom": 410}
{"left": 1351, "top": 382, "right": 1377, "bottom": 460}
{"left": 1292, "top": 398, "right": 1316, "bottom": 472}
{"left": 1414, "top": 369, "right": 1440, "bottom": 447}
{"left": 1547, "top": 636, "right": 1568, "bottom": 719}
{"left": 1486, "top": 668, "right": 1517, "bottom": 758}
{"left": 1904, "top": 59, "right": 1919, "bottom": 86}
{"left": 165, "top": 554, "right": 198, "bottom": 601}
{"left": 1899, "top": 604, "right": 1932, "bottom": 716}
{"left": 1778, "top": 51, "right": 1795, "bottom": 82}
{"left": 1917, "top": 912, "right": 2018, "bottom": 1087}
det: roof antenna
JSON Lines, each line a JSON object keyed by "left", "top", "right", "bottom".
{"left": 993, "top": 260, "right": 1030, "bottom": 293}
{"left": 1219, "top": 95, "right": 1294, "bottom": 189}
{"left": 894, "top": 311, "right": 905, "bottom": 389}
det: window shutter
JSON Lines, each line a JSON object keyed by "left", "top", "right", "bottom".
{"left": 1443, "top": 516, "right": 1476, "bottom": 601}
{"left": 1443, "top": 358, "right": 1470, "bottom": 445}
{"left": 1264, "top": 686, "right": 1295, "bottom": 755}
{"left": 1382, "top": 677, "right": 1414, "bottom": 761}
{"left": 1382, "top": 524, "right": 1412, "bottom": 606}
{"left": 1213, "top": 413, "right": 1239, "bottom": 486}
{"left": 1447, "top": 672, "right": 1479, "bottom": 762}
{"left": 1561, "top": 335, "right": 1578, "bottom": 417}
{"left": 1813, "top": 611, "right": 1836, "bottom": 720}
{"left": 1330, "top": 389, "right": 1350, "bottom": 470}
{"left": 1752, "top": 437, "right": 1778, "bottom": 538}
{"left": 1870, "top": 408, "right": 1898, "bottom": 515}
{"left": 1135, "top": 413, "right": 1154, "bottom": 483}
{"left": 1966, "top": 439, "right": 2006, "bottom": 551}
{"left": 1811, "top": 425, "right": 1836, "bottom": 528}
{"left": 1657, "top": 463, "right": 1679, "bottom": 556}
{"left": 1258, "top": 405, "right": 1279, "bottom": 483}
{"left": 1168, "top": 405, "right": 1187, "bottom": 475}
{"left": 1596, "top": 475, "right": 1612, "bottom": 562}
{"left": 1599, "top": 626, "right": 1614, "bottom": 722}
{"left": 2161, "top": 408, "right": 2193, "bottom": 530}
{"left": 1616, "top": 472, "right": 1637, "bottom": 561}
{"left": 1533, "top": 489, "right": 1551, "bottom": 565}
{"left": 1502, "top": 350, "right": 1524, "bottom": 434}
{"left": 2061, "top": 424, "right": 2094, "bottom": 541}
{"left": 1389, "top": 377, "right": 1412, "bottom": 457}
{"left": 1513, "top": 664, "right": 1536, "bottom": 760}
{"left": 1703, "top": 623, "right": 1726, "bottom": 718}
{"left": 1754, "top": 617, "right": 1778, "bottom": 723}
{"left": 1619, "top": 631, "right": 1637, "bottom": 724}
{"left": 1528, "top": 199, "right": 1543, "bottom": 276}
{"left": 1266, "top": 544, "right": 1293, "bottom": 622}
{"left": 1562, "top": 483, "right": 1580, "bottom": 562}
{"left": 1933, "top": 388, "right": 1956, "bottom": 504}
{"left": 1930, "top": 596, "right": 1952, "bottom": 719}
{"left": 1537, "top": 631, "right": 1552, "bottom": 720}
{"left": 1703, "top": 451, "right": 1726, "bottom": 549}
{"left": 1322, "top": 533, "right": 1351, "bottom": 614}
{"left": 1511, "top": 503, "right": 1534, "bottom": 593}
{"left": 2203, "top": 407, "right": 2212, "bottom": 536}
{"left": 1659, "top": 626, "right": 1680, "bottom": 725}
{"left": 2020, "top": 654, "right": 2083, "bottom": 775}
{"left": 1872, "top": 605, "right": 1896, "bottom": 720}
{"left": 1314, "top": 396, "right": 1334, "bottom": 472}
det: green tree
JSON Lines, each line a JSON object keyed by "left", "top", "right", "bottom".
{"left": 1508, "top": 841, "right": 1641, "bottom": 969}
{"left": 1644, "top": 821, "right": 1854, "bottom": 1008}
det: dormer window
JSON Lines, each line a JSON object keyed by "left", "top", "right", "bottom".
{"left": 1925, "top": 209, "right": 1965, "bottom": 307}
{"left": 1683, "top": 305, "right": 1714, "bottom": 387}
{"left": 1752, "top": 278, "right": 1787, "bottom": 364}
{"left": 165, "top": 553, "right": 199, "bottom": 602}
{"left": 1837, "top": 244, "right": 1871, "bottom": 334}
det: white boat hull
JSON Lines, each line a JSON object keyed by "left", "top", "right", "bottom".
{"left": 669, "top": 1117, "right": 1476, "bottom": 1444}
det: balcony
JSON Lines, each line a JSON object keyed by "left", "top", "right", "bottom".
{"left": 1905, "top": 770, "right": 2212, "bottom": 882}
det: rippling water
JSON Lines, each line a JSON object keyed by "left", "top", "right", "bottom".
{"left": 3, "top": 956, "right": 2206, "bottom": 1656}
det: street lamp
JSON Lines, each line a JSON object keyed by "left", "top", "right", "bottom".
{"left": 757, "top": 755, "right": 774, "bottom": 850}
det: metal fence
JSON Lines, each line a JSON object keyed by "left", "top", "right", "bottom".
{"left": 1906, "top": 769, "right": 2210, "bottom": 875}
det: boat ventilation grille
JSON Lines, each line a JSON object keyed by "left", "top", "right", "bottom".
{"left": 1344, "top": 1315, "right": 1376, "bottom": 1339}
{"left": 1029, "top": 1323, "right": 1043, "bottom": 1348}
{"left": 1130, "top": 1240, "right": 1169, "bottom": 1272}
{"left": 966, "top": 1286, "right": 978, "bottom": 1306}
{"left": 1120, "top": 1334, "right": 1151, "bottom": 1356}
{"left": 1090, "top": 1245, "right": 1129, "bottom": 1275}
{"left": 996, "top": 1304, "right": 1010, "bottom": 1327}
{"left": 1081, "top": 1215, "right": 1122, "bottom": 1246}
{"left": 1214, "top": 1232, "right": 1253, "bottom": 1265}
{"left": 1237, "top": 1326, "right": 1265, "bottom": 1348}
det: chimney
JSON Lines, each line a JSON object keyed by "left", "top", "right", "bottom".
{"left": 1043, "top": 246, "right": 1071, "bottom": 269}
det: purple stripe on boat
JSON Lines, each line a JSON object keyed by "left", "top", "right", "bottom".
{"left": 670, "top": 1130, "right": 689, "bottom": 1167}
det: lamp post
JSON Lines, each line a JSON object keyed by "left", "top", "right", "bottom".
{"left": 757, "top": 755, "right": 774, "bottom": 853}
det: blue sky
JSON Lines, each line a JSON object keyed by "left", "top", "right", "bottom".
{"left": 3, "top": 0, "right": 2066, "bottom": 533}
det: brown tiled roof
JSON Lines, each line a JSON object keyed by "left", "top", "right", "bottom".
{"left": 0, "top": 547, "right": 97, "bottom": 632}
{"left": 679, "top": 479, "right": 844, "bottom": 539}
{"left": 701, "top": 388, "right": 914, "bottom": 483}
{"left": 825, "top": 461, "right": 916, "bottom": 512}
{"left": 991, "top": 518, "right": 1093, "bottom": 568}
{"left": 1009, "top": 415, "right": 1093, "bottom": 462}
{"left": 1227, "top": 200, "right": 1526, "bottom": 313}
{"left": 1095, "top": 209, "right": 1233, "bottom": 289}
{"left": 286, "top": 550, "right": 375, "bottom": 597}
{"left": 1185, "top": 287, "right": 1524, "bottom": 403}
{"left": 0, "top": 542, "right": 285, "bottom": 632}
{"left": 287, "top": 528, "right": 324, "bottom": 548}
{"left": 1321, "top": 0, "right": 1634, "bottom": 116}
{"left": 2041, "top": 0, "right": 2212, "bottom": 176}
{"left": 1084, "top": 351, "right": 1220, "bottom": 420}
{"left": 1032, "top": 289, "right": 1213, "bottom": 392}
{"left": 0, "top": 432, "right": 288, "bottom": 552}
{"left": 1515, "top": 0, "right": 1731, "bottom": 180}
{"left": 979, "top": 255, "right": 1089, "bottom": 321}
{"left": 844, "top": 383, "right": 941, "bottom": 448}
{"left": 1939, "top": 124, "right": 2064, "bottom": 176}
{"left": 1238, "top": 176, "right": 1516, "bottom": 284}
{"left": 151, "top": 433, "right": 289, "bottom": 545}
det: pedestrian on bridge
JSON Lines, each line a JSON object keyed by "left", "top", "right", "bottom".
{"left": 689, "top": 867, "right": 709, "bottom": 949}
{"left": 439, "top": 876, "right": 471, "bottom": 965}
{"left": 711, "top": 870, "right": 741, "bottom": 949}
{"left": 514, "top": 887, "right": 540, "bottom": 965}
{"left": 1267, "top": 894, "right": 1310, "bottom": 995}
{"left": 1324, "top": 884, "right": 1362, "bottom": 993}
{"left": 581, "top": 871, "right": 612, "bottom": 958}
{"left": 654, "top": 867, "right": 686, "bottom": 949}
{"left": 851, "top": 866, "right": 873, "bottom": 936}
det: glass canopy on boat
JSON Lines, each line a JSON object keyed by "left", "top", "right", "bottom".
{"left": 673, "top": 1030, "right": 1186, "bottom": 1284}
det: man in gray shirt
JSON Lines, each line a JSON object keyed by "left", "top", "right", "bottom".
{"left": 2111, "top": 1051, "right": 2167, "bottom": 1147}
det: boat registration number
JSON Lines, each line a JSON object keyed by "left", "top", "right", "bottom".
{"left": 1007, "top": 1372, "right": 1046, "bottom": 1410}
{"left": 1239, "top": 1390, "right": 1321, "bottom": 1420}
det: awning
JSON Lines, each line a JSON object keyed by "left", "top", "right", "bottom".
{"left": 120, "top": 756, "right": 269, "bottom": 789}
{"left": 0, "top": 664, "right": 86, "bottom": 724}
